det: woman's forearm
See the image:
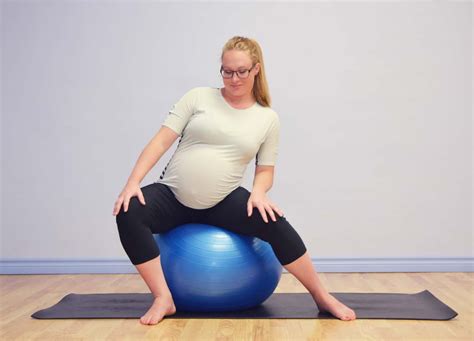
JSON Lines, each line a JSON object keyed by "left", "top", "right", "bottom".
{"left": 126, "top": 143, "right": 167, "bottom": 185}
{"left": 252, "top": 168, "right": 273, "bottom": 194}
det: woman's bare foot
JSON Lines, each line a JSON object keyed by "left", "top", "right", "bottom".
{"left": 140, "top": 294, "right": 176, "bottom": 325}
{"left": 314, "top": 293, "right": 357, "bottom": 321}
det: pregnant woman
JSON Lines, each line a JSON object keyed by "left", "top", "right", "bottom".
{"left": 113, "top": 36, "right": 356, "bottom": 325}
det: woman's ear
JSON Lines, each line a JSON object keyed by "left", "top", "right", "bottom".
{"left": 255, "top": 63, "right": 260, "bottom": 76}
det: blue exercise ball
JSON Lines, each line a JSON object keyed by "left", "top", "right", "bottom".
{"left": 153, "top": 223, "right": 282, "bottom": 312}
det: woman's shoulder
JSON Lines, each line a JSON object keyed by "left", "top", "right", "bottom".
{"left": 180, "top": 86, "right": 217, "bottom": 100}
{"left": 259, "top": 105, "right": 279, "bottom": 119}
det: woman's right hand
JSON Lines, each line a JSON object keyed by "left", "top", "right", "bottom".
{"left": 112, "top": 182, "right": 146, "bottom": 216}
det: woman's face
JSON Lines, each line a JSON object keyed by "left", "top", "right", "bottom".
{"left": 221, "top": 49, "right": 260, "bottom": 98}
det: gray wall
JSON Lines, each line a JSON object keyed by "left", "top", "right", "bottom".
{"left": 1, "top": 1, "right": 472, "bottom": 273}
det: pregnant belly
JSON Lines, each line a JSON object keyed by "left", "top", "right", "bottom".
{"left": 167, "top": 148, "right": 245, "bottom": 208}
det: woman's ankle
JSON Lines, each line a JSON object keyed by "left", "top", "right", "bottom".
{"left": 152, "top": 292, "right": 173, "bottom": 300}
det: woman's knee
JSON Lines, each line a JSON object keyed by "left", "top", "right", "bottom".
{"left": 258, "top": 216, "right": 299, "bottom": 242}
{"left": 249, "top": 214, "right": 285, "bottom": 241}
{"left": 261, "top": 218, "right": 307, "bottom": 264}
{"left": 115, "top": 196, "right": 145, "bottom": 230}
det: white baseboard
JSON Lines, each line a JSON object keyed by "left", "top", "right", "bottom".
{"left": 0, "top": 257, "right": 472, "bottom": 274}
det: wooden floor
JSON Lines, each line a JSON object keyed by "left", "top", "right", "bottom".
{"left": 0, "top": 272, "right": 472, "bottom": 340}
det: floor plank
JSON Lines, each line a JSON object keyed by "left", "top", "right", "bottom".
{"left": 0, "top": 272, "right": 471, "bottom": 340}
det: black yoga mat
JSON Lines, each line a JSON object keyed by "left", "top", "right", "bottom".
{"left": 31, "top": 290, "right": 457, "bottom": 320}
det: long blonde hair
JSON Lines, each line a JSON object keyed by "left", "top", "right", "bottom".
{"left": 221, "top": 36, "right": 271, "bottom": 107}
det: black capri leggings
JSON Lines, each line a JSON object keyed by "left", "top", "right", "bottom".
{"left": 116, "top": 182, "right": 307, "bottom": 266}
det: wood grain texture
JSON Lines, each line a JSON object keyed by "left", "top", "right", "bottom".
{"left": 1, "top": 272, "right": 471, "bottom": 340}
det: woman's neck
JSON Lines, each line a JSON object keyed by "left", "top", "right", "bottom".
{"left": 221, "top": 87, "right": 255, "bottom": 106}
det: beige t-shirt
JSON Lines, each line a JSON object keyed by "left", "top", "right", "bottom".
{"left": 155, "top": 86, "right": 280, "bottom": 209}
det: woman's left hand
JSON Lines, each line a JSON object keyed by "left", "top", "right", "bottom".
{"left": 247, "top": 191, "right": 284, "bottom": 223}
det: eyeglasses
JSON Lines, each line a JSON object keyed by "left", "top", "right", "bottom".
{"left": 220, "top": 65, "right": 255, "bottom": 79}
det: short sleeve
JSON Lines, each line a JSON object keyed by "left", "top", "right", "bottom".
{"left": 161, "top": 87, "right": 200, "bottom": 136}
{"left": 255, "top": 113, "right": 280, "bottom": 166}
